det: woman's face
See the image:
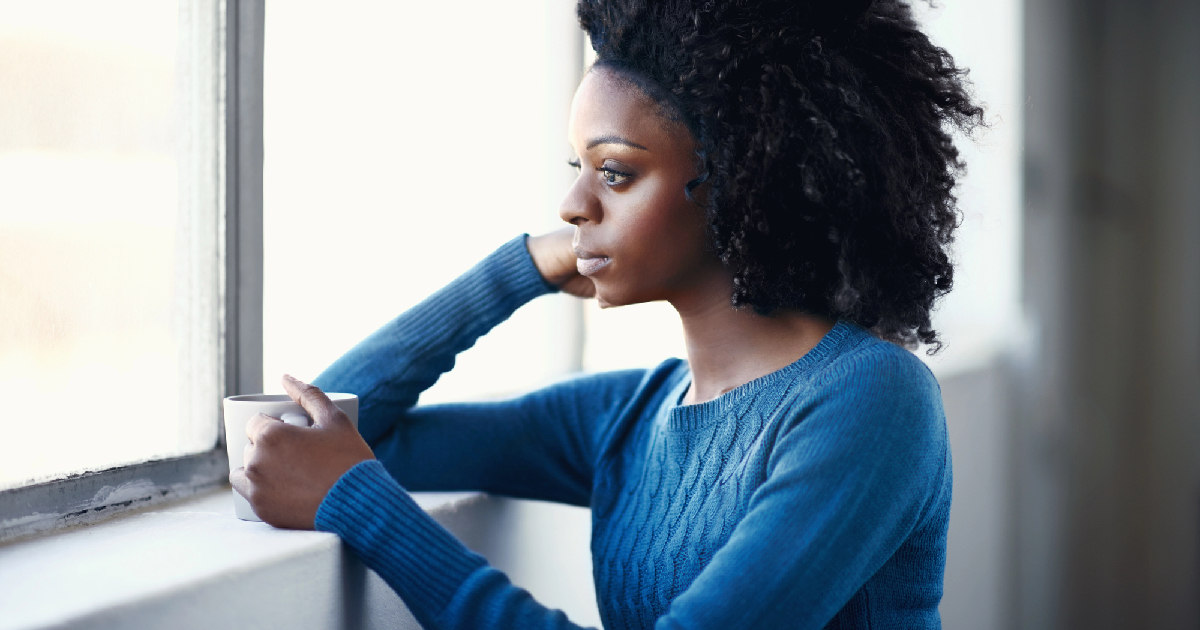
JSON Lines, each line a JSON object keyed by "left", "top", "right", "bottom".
{"left": 560, "top": 68, "right": 728, "bottom": 309}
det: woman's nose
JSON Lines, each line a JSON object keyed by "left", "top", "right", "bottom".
{"left": 558, "top": 177, "right": 600, "bottom": 225}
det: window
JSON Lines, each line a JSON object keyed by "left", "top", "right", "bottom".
{"left": 261, "top": 1, "right": 587, "bottom": 399}
{"left": 261, "top": 4, "right": 689, "bottom": 393}
{"left": 0, "top": 0, "right": 263, "bottom": 541}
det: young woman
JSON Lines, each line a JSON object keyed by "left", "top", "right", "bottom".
{"left": 231, "top": 1, "right": 983, "bottom": 628}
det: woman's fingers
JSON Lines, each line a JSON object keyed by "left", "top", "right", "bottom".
{"left": 229, "top": 466, "right": 249, "bottom": 498}
{"left": 560, "top": 273, "right": 597, "bottom": 299}
{"left": 245, "top": 412, "right": 282, "bottom": 443}
{"left": 527, "top": 228, "right": 580, "bottom": 285}
{"left": 527, "top": 228, "right": 599, "bottom": 299}
{"left": 281, "top": 374, "right": 348, "bottom": 429}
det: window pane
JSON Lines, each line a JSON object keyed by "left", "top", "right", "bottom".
{"left": 0, "top": 0, "right": 221, "bottom": 489}
{"left": 263, "top": 1, "right": 580, "bottom": 402}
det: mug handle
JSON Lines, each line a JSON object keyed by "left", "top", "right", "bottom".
{"left": 279, "top": 412, "right": 311, "bottom": 427}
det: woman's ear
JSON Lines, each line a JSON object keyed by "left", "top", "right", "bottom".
{"left": 685, "top": 172, "right": 711, "bottom": 208}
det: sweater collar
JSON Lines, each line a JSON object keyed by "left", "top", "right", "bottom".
{"left": 666, "top": 321, "right": 865, "bottom": 431}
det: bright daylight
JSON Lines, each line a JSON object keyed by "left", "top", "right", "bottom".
{"left": 1, "top": 2, "right": 1197, "bottom": 630}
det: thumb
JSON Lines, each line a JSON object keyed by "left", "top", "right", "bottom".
{"left": 281, "top": 374, "right": 350, "bottom": 429}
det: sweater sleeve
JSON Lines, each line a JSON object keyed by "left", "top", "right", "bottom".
{"left": 367, "top": 368, "right": 646, "bottom": 506}
{"left": 317, "top": 461, "right": 597, "bottom": 630}
{"left": 312, "top": 235, "right": 633, "bottom": 505}
{"left": 312, "top": 234, "right": 554, "bottom": 447}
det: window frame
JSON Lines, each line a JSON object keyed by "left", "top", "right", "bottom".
{"left": 0, "top": 0, "right": 265, "bottom": 543}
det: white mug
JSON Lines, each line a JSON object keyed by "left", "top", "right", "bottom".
{"left": 222, "top": 393, "right": 359, "bottom": 521}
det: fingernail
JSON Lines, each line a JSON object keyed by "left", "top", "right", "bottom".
{"left": 283, "top": 374, "right": 298, "bottom": 383}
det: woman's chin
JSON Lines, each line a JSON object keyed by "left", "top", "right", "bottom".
{"left": 592, "top": 285, "right": 625, "bottom": 309}
{"left": 593, "top": 287, "right": 653, "bottom": 310}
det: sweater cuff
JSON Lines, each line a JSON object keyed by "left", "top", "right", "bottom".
{"left": 315, "top": 460, "right": 487, "bottom": 617}
{"left": 483, "top": 234, "right": 559, "bottom": 308}
{"left": 515, "top": 234, "right": 562, "bottom": 295}
{"left": 411, "top": 234, "right": 557, "bottom": 344}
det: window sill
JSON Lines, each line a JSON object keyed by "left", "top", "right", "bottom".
{"left": 0, "top": 486, "right": 485, "bottom": 630}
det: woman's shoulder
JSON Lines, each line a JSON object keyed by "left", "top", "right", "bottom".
{"left": 765, "top": 324, "right": 949, "bottom": 482}
{"left": 769, "top": 323, "right": 946, "bottom": 443}
{"left": 815, "top": 323, "right": 941, "bottom": 400}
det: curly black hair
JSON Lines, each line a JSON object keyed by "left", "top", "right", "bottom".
{"left": 576, "top": 0, "right": 984, "bottom": 350}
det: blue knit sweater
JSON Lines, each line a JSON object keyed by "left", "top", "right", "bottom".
{"left": 312, "top": 236, "right": 951, "bottom": 630}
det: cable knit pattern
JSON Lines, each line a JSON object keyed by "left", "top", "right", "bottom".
{"left": 313, "top": 236, "right": 951, "bottom": 630}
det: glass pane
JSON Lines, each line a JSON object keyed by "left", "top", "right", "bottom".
{"left": 263, "top": 1, "right": 580, "bottom": 402}
{"left": 0, "top": 0, "right": 222, "bottom": 489}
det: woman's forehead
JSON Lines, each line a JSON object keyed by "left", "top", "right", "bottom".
{"left": 568, "top": 68, "right": 692, "bottom": 153}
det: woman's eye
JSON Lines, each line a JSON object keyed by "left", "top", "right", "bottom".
{"left": 598, "top": 166, "right": 632, "bottom": 186}
{"left": 567, "top": 158, "right": 582, "bottom": 171}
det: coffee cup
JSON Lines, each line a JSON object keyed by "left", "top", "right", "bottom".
{"left": 222, "top": 393, "right": 359, "bottom": 521}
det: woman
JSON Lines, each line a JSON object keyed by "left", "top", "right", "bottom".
{"left": 231, "top": 1, "right": 982, "bottom": 628}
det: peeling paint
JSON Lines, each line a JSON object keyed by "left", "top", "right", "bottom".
{"left": 90, "top": 479, "right": 159, "bottom": 506}
{"left": 0, "top": 511, "right": 54, "bottom": 532}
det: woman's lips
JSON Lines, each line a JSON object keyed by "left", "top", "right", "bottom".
{"left": 576, "top": 255, "right": 612, "bottom": 276}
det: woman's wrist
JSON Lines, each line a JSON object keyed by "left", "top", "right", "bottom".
{"left": 525, "top": 227, "right": 577, "bottom": 286}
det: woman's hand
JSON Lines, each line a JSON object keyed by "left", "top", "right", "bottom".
{"left": 229, "top": 375, "right": 375, "bottom": 529}
{"left": 527, "top": 226, "right": 596, "bottom": 299}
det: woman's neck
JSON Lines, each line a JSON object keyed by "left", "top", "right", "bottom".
{"left": 671, "top": 280, "right": 835, "bottom": 406}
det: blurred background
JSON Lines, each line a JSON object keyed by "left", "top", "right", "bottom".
{"left": 2, "top": 0, "right": 1198, "bottom": 628}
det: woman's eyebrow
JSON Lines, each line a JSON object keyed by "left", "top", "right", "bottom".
{"left": 586, "top": 135, "right": 649, "bottom": 151}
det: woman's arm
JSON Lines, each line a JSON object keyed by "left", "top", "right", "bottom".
{"left": 312, "top": 235, "right": 559, "bottom": 446}
{"left": 231, "top": 231, "right": 618, "bottom": 524}
{"left": 312, "top": 230, "right": 619, "bottom": 504}
{"left": 368, "top": 369, "right": 646, "bottom": 506}
{"left": 317, "top": 460, "right": 594, "bottom": 630}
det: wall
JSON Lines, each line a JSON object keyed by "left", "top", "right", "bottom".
{"left": 938, "top": 362, "right": 1013, "bottom": 630}
{"left": 1018, "top": 0, "right": 1200, "bottom": 627}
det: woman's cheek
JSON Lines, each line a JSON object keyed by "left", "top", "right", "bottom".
{"left": 624, "top": 185, "right": 679, "bottom": 242}
{"left": 594, "top": 178, "right": 703, "bottom": 306}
